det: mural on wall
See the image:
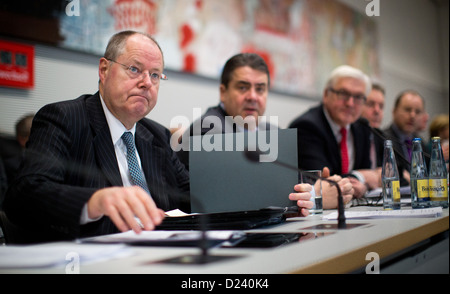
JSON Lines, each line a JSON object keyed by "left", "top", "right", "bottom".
{"left": 59, "top": 0, "right": 380, "bottom": 97}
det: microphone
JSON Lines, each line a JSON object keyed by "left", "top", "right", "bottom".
{"left": 244, "top": 148, "right": 347, "bottom": 229}
{"left": 358, "top": 118, "right": 414, "bottom": 170}
{"left": 146, "top": 180, "right": 218, "bottom": 264}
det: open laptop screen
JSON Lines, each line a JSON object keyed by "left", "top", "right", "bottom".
{"left": 189, "top": 129, "right": 298, "bottom": 213}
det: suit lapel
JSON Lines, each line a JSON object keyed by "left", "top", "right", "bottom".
{"left": 319, "top": 107, "right": 340, "bottom": 172}
{"left": 86, "top": 93, "right": 122, "bottom": 187}
{"left": 135, "top": 123, "right": 170, "bottom": 209}
{"left": 351, "top": 124, "right": 362, "bottom": 168}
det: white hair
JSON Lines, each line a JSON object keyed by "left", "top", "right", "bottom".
{"left": 325, "top": 65, "right": 372, "bottom": 96}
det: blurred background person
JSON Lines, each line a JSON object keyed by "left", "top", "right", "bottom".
{"left": 357, "top": 83, "right": 386, "bottom": 190}
{"left": 429, "top": 114, "right": 449, "bottom": 168}
{"left": 0, "top": 113, "right": 34, "bottom": 188}
{"left": 383, "top": 90, "right": 427, "bottom": 185}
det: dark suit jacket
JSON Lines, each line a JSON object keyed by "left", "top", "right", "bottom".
{"left": 383, "top": 124, "right": 428, "bottom": 186}
{"left": 0, "top": 158, "right": 7, "bottom": 209}
{"left": 177, "top": 104, "right": 276, "bottom": 169}
{"left": 288, "top": 104, "right": 371, "bottom": 175}
{"left": 4, "top": 92, "right": 189, "bottom": 243}
{"left": 372, "top": 129, "right": 385, "bottom": 168}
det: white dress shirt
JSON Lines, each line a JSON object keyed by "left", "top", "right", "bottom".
{"left": 323, "top": 107, "right": 355, "bottom": 172}
{"left": 80, "top": 95, "right": 146, "bottom": 224}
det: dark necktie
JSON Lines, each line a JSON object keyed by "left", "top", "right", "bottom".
{"left": 404, "top": 138, "right": 413, "bottom": 161}
{"left": 340, "top": 127, "right": 349, "bottom": 174}
{"left": 121, "top": 132, "right": 150, "bottom": 194}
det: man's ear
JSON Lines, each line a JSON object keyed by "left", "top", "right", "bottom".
{"left": 219, "top": 84, "right": 227, "bottom": 103}
{"left": 98, "top": 58, "right": 109, "bottom": 83}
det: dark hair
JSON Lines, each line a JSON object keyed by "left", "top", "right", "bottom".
{"left": 220, "top": 53, "right": 270, "bottom": 88}
{"left": 394, "top": 89, "right": 425, "bottom": 110}
{"left": 103, "top": 30, "right": 164, "bottom": 67}
{"left": 371, "top": 83, "right": 385, "bottom": 95}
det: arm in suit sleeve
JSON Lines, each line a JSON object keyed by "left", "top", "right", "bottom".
{"left": 290, "top": 118, "right": 339, "bottom": 174}
{"left": 4, "top": 101, "right": 101, "bottom": 240}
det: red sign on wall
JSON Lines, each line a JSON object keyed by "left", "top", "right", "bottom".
{"left": 0, "top": 40, "right": 35, "bottom": 89}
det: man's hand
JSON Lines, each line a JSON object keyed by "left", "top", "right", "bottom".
{"left": 87, "top": 186, "right": 165, "bottom": 234}
{"left": 289, "top": 183, "right": 314, "bottom": 216}
{"left": 322, "top": 167, "right": 354, "bottom": 209}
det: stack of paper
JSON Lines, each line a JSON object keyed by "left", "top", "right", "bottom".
{"left": 323, "top": 207, "right": 443, "bottom": 220}
{"left": 82, "top": 230, "right": 244, "bottom": 244}
{"left": 0, "top": 243, "right": 132, "bottom": 269}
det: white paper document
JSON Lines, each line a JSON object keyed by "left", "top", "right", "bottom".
{"left": 0, "top": 243, "right": 132, "bottom": 269}
{"left": 323, "top": 207, "right": 443, "bottom": 220}
{"left": 82, "top": 230, "right": 244, "bottom": 244}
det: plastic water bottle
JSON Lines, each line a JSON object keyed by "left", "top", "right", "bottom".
{"left": 410, "top": 138, "right": 430, "bottom": 208}
{"left": 429, "top": 137, "right": 448, "bottom": 208}
{"left": 381, "top": 140, "right": 401, "bottom": 210}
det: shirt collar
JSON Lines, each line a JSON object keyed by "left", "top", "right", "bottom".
{"left": 322, "top": 105, "right": 350, "bottom": 138}
{"left": 391, "top": 123, "right": 413, "bottom": 141}
{"left": 99, "top": 94, "right": 136, "bottom": 145}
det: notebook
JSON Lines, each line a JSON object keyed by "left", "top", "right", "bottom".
{"left": 188, "top": 129, "right": 299, "bottom": 213}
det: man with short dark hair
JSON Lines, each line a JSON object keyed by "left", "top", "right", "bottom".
{"left": 384, "top": 90, "right": 428, "bottom": 185}
{"left": 177, "top": 54, "right": 353, "bottom": 211}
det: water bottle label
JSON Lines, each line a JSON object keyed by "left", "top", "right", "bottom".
{"left": 429, "top": 179, "right": 448, "bottom": 201}
{"left": 392, "top": 180, "right": 400, "bottom": 201}
{"left": 416, "top": 179, "right": 429, "bottom": 199}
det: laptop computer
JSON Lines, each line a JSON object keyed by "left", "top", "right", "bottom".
{"left": 189, "top": 129, "right": 298, "bottom": 213}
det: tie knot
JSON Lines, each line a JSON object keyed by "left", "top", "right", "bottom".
{"left": 340, "top": 127, "right": 347, "bottom": 138}
{"left": 122, "top": 132, "right": 135, "bottom": 151}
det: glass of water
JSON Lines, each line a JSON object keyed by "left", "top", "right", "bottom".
{"left": 301, "top": 170, "right": 323, "bottom": 215}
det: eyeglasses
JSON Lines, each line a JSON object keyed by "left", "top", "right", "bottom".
{"left": 106, "top": 58, "right": 168, "bottom": 84}
{"left": 328, "top": 88, "right": 366, "bottom": 104}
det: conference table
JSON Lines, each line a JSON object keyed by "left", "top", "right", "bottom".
{"left": 0, "top": 205, "right": 448, "bottom": 275}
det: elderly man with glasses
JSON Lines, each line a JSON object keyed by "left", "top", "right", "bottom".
{"left": 4, "top": 31, "right": 189, "bottom": 243}
{"left": 289, "top": 65, "right": 373, "bottom": 200}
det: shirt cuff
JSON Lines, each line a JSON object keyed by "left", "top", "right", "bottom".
{"left": 80, "top": 203, "right": 103, "bottom": 225}
{"left": 350, "top": 170, "right": 366, "bottom": 184}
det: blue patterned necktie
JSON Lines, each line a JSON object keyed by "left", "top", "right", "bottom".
{"left": 121, "top": 132, "right": 150, "bottom": 194}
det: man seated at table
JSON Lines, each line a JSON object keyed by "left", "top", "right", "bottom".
{"left": 175, "top": 53, "right": 354, "bottom": 210}
{"left": 289, "top": 65, "right": 373, "bottom": 199}
{"left": 3, "top": 32, "right": 313, "bottom": 244}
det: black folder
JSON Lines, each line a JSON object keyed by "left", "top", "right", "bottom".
{"left": 155, "top": 208, "right": 288, "bottom": 230}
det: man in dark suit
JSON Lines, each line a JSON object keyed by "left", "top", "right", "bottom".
{"left": 176, "top": 53, "right": 354, "bottom": 211}
{"left": 289, "top": 65, "right": 373, "bottom": 199}
{"left": 4, "top": 31, "right": 188, "bottom": 243}
{"left": 358, "top": 83, "right": 386, "bottom": 190}
{"left": 175, "top": 53, "right": 275, "bottom": 168}
{"left": 383, "top": 90, "right": 428, "bottom": 186}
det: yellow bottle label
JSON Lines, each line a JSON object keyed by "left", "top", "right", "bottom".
{"left": 392, "top": 180, "right": 400, "bottom": 202}
{"left": 417, "top": 179, "right": 429, "bottom": 199}
{"left": 429, "top": 179, "right": 448, "bottom": 201}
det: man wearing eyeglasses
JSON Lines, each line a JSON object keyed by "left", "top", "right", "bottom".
{"left": 289, "top": 65, "right": 373, "bottom": 199}
{"left": 4, "top": 31, "right": 189, "bottom": 243}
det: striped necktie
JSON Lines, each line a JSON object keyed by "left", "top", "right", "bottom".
{"left": 121, "top": 132, "right": 150, "bottom": 194}
{"left": 340, "top": 127, "right": 349, "bottom": 174}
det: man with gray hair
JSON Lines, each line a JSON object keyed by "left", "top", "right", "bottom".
{"left": 289, "top": 65, "right": 373, "bottom": 200}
